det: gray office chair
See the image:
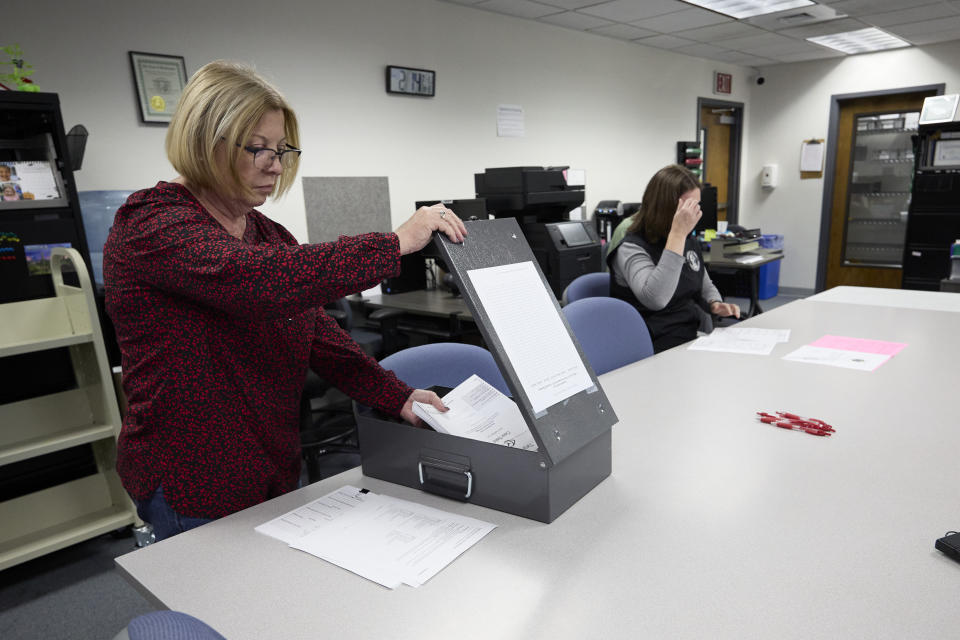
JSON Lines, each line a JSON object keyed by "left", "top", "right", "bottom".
{"left": 561, "top": 297, "right": 654, "bottom": 374}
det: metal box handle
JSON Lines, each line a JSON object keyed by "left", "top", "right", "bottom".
{"left": 418, "top": 459, "right": 473, "bottom": 500}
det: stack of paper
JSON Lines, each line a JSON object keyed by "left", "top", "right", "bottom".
{"left": 256, "top": 486, "right": 496, "bottom": 589}
{"left": 413, "top": 374, "right": 538, "bottom": 451}
{"left": 688, "top": 327, "right": 791, "bottom": 355}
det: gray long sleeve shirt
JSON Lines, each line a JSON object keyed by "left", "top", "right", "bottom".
{"left": 612, "top": 241, "right": 723, "bottom": 311}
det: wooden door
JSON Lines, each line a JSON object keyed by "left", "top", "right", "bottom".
{"left": 824, "top": 91, "right": 935, "bottom": 289}
{"left": 700, "top": 105, "right": 732, "bottom": 222}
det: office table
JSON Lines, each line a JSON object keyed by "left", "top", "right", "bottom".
{"left": 360, "top": 290, "right": 475, "bottom": 341}
{"left": 116, "top": 289, "right": 960, "bottom": 640}
{"left": 703, "top": 248, "right": 783, "bottom": 317}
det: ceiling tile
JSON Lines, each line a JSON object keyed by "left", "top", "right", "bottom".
{"left": 577, "top": 0, "right": 689, "bottom": 22}
{"left": 537, "top": 10, "right": 615, "bottom": 29}
{"left": 674, "top": 21, "right": 766, "bottom": 42}
{"left": 634, "top": 34, "right": 697, "bottom": 49}
{"left": 823, "top": 0, "right": 934, "bottom": 13}
{"left": 587, "top": 22, "right": 660, "bottom": 39}
{"left": 743, "top": 38, "right": 824, "bottom": 56}
{"left": 439, "top": 0, "right": 488, "bottom": 5}
{"left": 630, "top": 7, "right": 732, "bottom": 33}
{"left": 473, "top": 0, "right": 564, "bottom": 19}
{"left": 712, "top": 50, "right": 779, "bottom": 65}
{"left": 905, "top": 30, "right": 960, "bottom": 44}
{"left": 886, "top": 14, "right": 960, "bottom": 38}
{"left": 532, "top": 0, "right": 612, "bottom": 9}
{"left": 671, "top": 42, "right": 729, "bottom": 57}
{"left": 716, "top": 31, "right": 800, "bottom": 51}
{"left": 779, "top": 17, "right": 872, "bottom": 38}
{"left": 859, "top": 4, "right": 959, "bottom": 28}
{"left": 770, "top": 47, "right": 846, "bottom": 62}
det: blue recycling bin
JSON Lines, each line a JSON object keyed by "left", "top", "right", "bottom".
{"left": 757, "top": 234, "right": 783, "bottom": 299}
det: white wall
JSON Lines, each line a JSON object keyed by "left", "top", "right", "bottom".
{"left": 743, "top": 41, "right": 960, "bottom": 290}
{"left": 15, "top": 0, "right": 750, "bottom": 243}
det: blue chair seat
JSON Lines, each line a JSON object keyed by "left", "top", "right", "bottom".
{"left": 562, "top": 272, "right": 610, "bottom": 305}
{"left": 562, "top": 297, "right": 653, "bottom": 374}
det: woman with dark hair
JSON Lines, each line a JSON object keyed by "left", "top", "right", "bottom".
{"left": 607, "top": 164, "right": 739, "bottom": 353}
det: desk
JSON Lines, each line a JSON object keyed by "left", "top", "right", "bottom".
{"left": 361, "top": 290, "right": 475, "bottom": 341}
{"left": 116, "top": 289, "right": 960, "bottom": 640}
{"left": 810, "top": 285, "right": 960, "bottom": 312}
{"left": 703, "top": 248, "right": 783, "bottom": 317}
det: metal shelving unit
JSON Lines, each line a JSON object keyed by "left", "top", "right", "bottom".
{"left": 843, "top": 111, "right": 918, "bottom": 267}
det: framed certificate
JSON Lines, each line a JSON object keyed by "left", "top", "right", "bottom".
{"left": 129, "top": 51, "right": 188, "bottom": 124}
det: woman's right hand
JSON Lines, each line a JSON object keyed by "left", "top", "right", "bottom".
{"left": 670, "top": 197, "right": 702, "bottom": 238}
{"left": 395, "top": 203, "right": 467, "bottom": 255}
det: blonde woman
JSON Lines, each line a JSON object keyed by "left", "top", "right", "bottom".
{"left": 104, "top": 61, "right": 465, "bottom": 540}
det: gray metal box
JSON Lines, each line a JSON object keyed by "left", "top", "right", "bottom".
{"left": 356, "top": 218, "right": 617, "bottom": 523}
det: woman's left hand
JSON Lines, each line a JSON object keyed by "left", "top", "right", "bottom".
{"left": 710, "top": 300, "right": 741, "bottom": 318}
{"left": 400, "top": 388, "right": 448, "bottom": 426}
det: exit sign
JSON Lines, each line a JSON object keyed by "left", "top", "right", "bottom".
{"left": 714, "top": 72, "right": 732, "bottom": 94}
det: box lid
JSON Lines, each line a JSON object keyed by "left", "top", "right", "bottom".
{"left": 432, "top": 218, "right": 617, "bottom": 467}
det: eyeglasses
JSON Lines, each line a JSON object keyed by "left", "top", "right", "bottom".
{"left": 236, "top": 143, "right": 302, "bottom": 170}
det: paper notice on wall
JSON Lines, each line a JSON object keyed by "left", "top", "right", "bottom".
{"left": 497, "top": 104, "right": 525, "bottom": 137}
{"left": 800, "top": 140, "right": 824, "bottom": 172}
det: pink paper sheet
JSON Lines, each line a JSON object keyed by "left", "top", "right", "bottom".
{"left": 809, "top": 335, "right": 908, "bottom": 356}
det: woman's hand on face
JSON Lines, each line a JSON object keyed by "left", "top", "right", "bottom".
{"left": 400, "top": 388, "right": 448, "bottom": 426}
{"left": 395, "top": 203, "right": 468, "bottom": 255}
{"left": 670, "top": 197, "right": 702, "bottom": 238}
{"left": 710, "top": 300, "right": 741, "bottom": 318}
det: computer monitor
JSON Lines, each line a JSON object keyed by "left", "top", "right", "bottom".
{"left": 696, "top": 184, "right": 718, "bottom": 233}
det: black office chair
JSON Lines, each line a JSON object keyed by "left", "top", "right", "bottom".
{"left": 299, "top": 298, "right": 405, "bottom": 484}
{"left": 324, "top": 297, "right": 406, "bottom": 357}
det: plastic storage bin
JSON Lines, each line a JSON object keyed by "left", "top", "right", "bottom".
{"left": 757, "top": 234, "right": 783, "bottom": 299}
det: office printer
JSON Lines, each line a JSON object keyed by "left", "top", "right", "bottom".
{"left": 475, "top": 166, "right": 601, "bottom": 298}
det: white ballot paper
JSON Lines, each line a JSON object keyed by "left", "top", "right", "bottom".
{"left": 688, "top": 327, "right": 790, "bottom": 355}
{"left": 413, "top": 374, "right": 538, "bottom": 451}
{"left": 467, "top": 261, "right": 593, "bottom": 414}
{"left": 255, "top": 485, "right": 369, "bottom": 544}
{"left": 781, "top": 345, "right": 891, "bottom": 371}
{"left": 289, "top": 491, "right": 496, "bottom": 589}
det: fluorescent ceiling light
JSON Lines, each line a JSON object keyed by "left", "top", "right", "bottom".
{"left": 807, "top": 27, "right": 911, "bottom": 54}
{"left": 681, "top": 0, "right": 813, "bottom": 19}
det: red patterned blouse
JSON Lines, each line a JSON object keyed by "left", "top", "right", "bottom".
{"left": 104, "top": 181, "right": 411, "bottom": 518}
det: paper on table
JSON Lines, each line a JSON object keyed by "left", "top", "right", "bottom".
{"left": 290, "top": 492, "right": 496, "bottom": 589}
{"left": 687, "top": 327, "right": 790, "bottom": 355}
{"left": 255, "top": 485, "right": 369, "bottom": 544}
{"left": 721, "top": 327, "right": 791, "bottom": 343}
{"left": 735, "top": 254, "right": 764, "bottom": 264}
{"left": 467, "top": 261, "right": 593, "bottom": 414}
{"left": 413, "top": 374, "right": 538, "bottom": 451}
{"left": 782, "top": 345, "right": 891, "bottom": 371}
{"left": 809, "top": 335, "right": 907, "bottom": 356}
{"left": 783, "top": 334, "right": 906, "bottom": 371}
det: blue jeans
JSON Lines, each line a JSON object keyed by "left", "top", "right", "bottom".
{"left": 134, "top": 486, "right": 215, "bottom": 542}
